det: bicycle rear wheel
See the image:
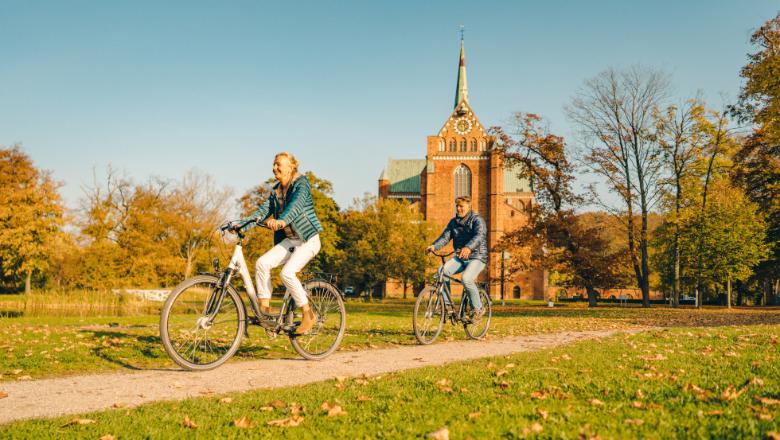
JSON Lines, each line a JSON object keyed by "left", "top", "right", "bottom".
{"left": 289, "top": 280, "right": 346, "bottom": 360}
{"left": 463, "top": 288, "right": 491, "bottom": 340}
{"left": 413, "top": 286, "right": 445, "bottom": 345}
{"left": 160, "top": 275, "right": 245, "bottom": 371}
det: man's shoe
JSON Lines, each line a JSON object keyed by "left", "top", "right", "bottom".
{"left": 296, "top": 306, "right": 317, "bottom": 335}
{"left": 469, "top": 307, "right": 485, "bottom": 324}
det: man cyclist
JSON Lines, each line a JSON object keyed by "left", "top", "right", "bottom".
{"left": 426, "top": 196, "right": 487, "bottom": 322}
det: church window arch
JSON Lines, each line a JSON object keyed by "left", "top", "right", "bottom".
{"left": 470, "top": 138, "right": 477, "bottom": 151}
{"left": 460, "top": 139, "right": 467, "bottom": 152}
{"left": 438, "top": 138, "right": 445, "bottom": 152}
{"left": 479, "top": 138, "right": 487, "bottom": 151}
{"left": 449, "top": 139, "right": 456, "bottom": 152}
{"left": 454, "top": 164, "right": 472, "bottom": 199}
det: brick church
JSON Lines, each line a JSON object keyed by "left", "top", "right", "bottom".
{"left": 378, "top": 38, "right": 546, "bottom": 300}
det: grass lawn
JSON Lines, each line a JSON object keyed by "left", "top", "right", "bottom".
{"left": 3, "top": 324, "right": 779, "bottom": 438}
{"left": 2, "top": 297, "right": 780, "bottom": 382}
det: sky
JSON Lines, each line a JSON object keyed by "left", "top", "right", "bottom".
{"left": 1, "top": 1, "right": 777, "bottom": 212}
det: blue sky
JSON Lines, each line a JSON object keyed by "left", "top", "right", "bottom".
{"left": 1, "top": 1, "right": 777, "bottom": 211}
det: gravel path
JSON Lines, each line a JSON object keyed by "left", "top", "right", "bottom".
{"left": 0, "top": 329, "right": 638, "bottom": 424}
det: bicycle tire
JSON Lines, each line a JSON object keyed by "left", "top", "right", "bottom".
{"left": 160, "top": 275, "right": 245, "bottom": 371}
{"left": 289, "top": 280, "right": 346, "bottom": 360}
{"left": 413, "top": 286, "right": 445, "bottom": 345}
{"left": 463, "top": 288, "right": 491, "bottom": 340}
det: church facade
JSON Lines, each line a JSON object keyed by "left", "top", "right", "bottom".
{"left": 378, "top": 39, "right": 546, "bottom": 300}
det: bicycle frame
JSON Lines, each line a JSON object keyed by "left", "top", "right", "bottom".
{"left": 430, "top": 251, "right": 482, "bottom": 322}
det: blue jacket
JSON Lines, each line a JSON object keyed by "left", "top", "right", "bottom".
{"left": 431, "top": 211, "right": 488, "bottom": 263}
{"left": 241, "top": 174, "right": 323, "bottom": 244}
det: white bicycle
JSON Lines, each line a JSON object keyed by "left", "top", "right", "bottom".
{"left": 159, "top": 219, "right": 346, "bottom": 370}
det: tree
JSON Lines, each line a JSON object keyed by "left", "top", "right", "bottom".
{"left": 567, "top": 66, "right": 670, "bottom": 307}
{"left": 653, "top": 99, "right": 707, "bottom": 306}
{"left": 732, "top": 13, "right": 780, "bottom": 302}
{"left": 0, "top": 146, "right": 65, "bottom": 293}
{"left": 492, "top": 114, "right": 629, "bottom": 307}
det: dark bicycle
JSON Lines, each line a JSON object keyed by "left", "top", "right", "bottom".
{"left": 159, "top": 219, "right": 346, "bottom": 371}
{"left": 412, "top": 250, "right": 492, "bottom": 344}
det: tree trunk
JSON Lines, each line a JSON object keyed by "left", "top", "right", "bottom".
{"left": 402, "top": 280, "right": 408, "bottom": 300}
{"left": 24, "top": 269, "right": 32, "bottom": 294}
{"left": 727, "top": 275, "right": 732, "bottom": 309}
{"left": 586, "top": 285, "right": 598, "bottom": 308}
{"left": 672, "top": 184, "right": 681, "bottom": 308}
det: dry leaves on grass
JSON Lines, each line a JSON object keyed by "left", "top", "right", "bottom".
{"left": 233, "top": 416, "right": 255, "bottom": 428}
{"left": 321, "top": 401, "right": 347, "bottom": 417}
{"left": 589, "top": 399, "right": 605, "bottom": 407}
{"left": 498, "top": 380, "right": 510, "bottom": 390}
{"left": 536, "top": 408, "right": 549, "bottom": 420}
{"left": 61, "top": 418, "right": 96, "bottom": 427}
{"left": 522, "top": 423, "right": 544, "bottom": 435}
{"left": 99, "top": 436, "right": 116, "bottom": 440}
{"left": 624, "top": 419, "right": 644, "bottom": 426}
{"left": 181, "top": 415, "right": 198, "bottom": 429}
{"left": 427, "top": 426, "right": 449, "bottom": 440}
{"left": 705, "top": 410, "right": 724, "bottom": 416}
{"left": 436, "top": 378, "right": 453, "bottom": 393}
{"left": 356, "top": 395, "right": 372, "bottom": 402}
{"left": 0, "top": 391, "right": 7, "bottom": 399}
{"left": 755, "top": 396, "right": 780, "bottom": 407}
{"left": 531, "top": 390, "right": 548, "bottom": 400}
{"left": 266, "top": 415, "right": 304, "bottom": 427}
{"left": 218, "top": 397, "right": 233, "bottom": 404}
{"left": 720, "top": 385, "right": 747, "bottom": 401}
{"left": 468, "top": 412, "right": 481, "bottom": 419}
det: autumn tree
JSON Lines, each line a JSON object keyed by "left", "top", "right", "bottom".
{"left": 492, "top": 113, "right": 629, "bottom": 307}
{"left": 732, "top": 12, "right": 780, "bottom": 302}
{"left": 0, "top": 146, "right": 65, "bottom": 293}
{"left": 567, "top": 66, "right": 670, "bottom": 307}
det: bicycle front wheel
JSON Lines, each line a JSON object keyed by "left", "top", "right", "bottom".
{"left": 413, "top": 286, "right": 445, "bottom": 345}
{"left": 160, "top": 275, "right": 245, "bottom": 371}
{"left": 463, "top": 288, "right": 491, "bottom": 340}
{"left": 289, "top": 280, "right": 346, "bottom": 360}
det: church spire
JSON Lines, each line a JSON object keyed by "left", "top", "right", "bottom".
{"left": 454, "top": 32, "right": 468, "bottom": 109}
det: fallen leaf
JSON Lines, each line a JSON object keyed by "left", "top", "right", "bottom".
{"left": 561, "top": 354, "right": 572, "bottom": 361}
{"left": 720, "top": 385, "right": 746, "bottom": 401}
{"left": 756, "top": 396, "right": 780, "bottom": 406}
{"left": 435, "top": 378, "right": 451, "bottom": 387}
{"left": 529, "top": 422, "right": 544, "bottom": 433}
{"left": 495, "top": 369, "right": 508, "bottom": 377}
{"left": 356, "top": 395, "right": 372, "bottom": 402}
{"left": 98, "top": 436, "right": 116, "bottom": 440}
{"left": 624, "top": 419, "right": 644, "bottom": 426}
{"left": 327, "top": 405, "right": 347, "bottom": 417}
{"left": 506, "top": 363, "right": 516, "bottom": 368}
{"left": 723, "top": 351, "right": 738, "bottom": 357}
{"left": 530, "top": 391, "right": 548, "bottom": 400}
{"left": 536, "top": 408, "right": 549, "bottom": 420}
{"left": 758, "top": 413, "right": 773, "bottom": 421}
{"left": 589, "top": 399, "right": 604, "bottom": 407}
{"left": 486, "top": 362, "right": 496, "bottom": 369}
{"left": 259, "top": 406, "right": 274, "bottom": 411}
{"left": 768, "top": 432, "right": 780, "bottom": 440}
{"left": 61, "top": 418, "right": 96, "bottom": 427}
{"left": 706, "top": 410, "right": 723, "bottom": 416}
{"left": 354, "top": 378, "right": 369, "bottom": 386}
{"left": 219, "top": 397, "right": 233, "bottom": 404}
{"left": 233, "top": 416, "right": 255, "bottom": 428}
{"left": 635, "top": 389, "right": 645, "bottom": 400}
{"left": 266, "top": 415, "right": 304, "bottom": 427}
{"left": 181, "top": 415, "right": 198, "bottom": 429}
{"left": 468, "top": 412, "right": 481, "bottom": 419}
{"left": 749, "top": 377, "right": 765, "bottom": 386}
{"left": 631, "top": 401, "right": 643, "bottom": 409}
{"left": 111, "top": 403, "right": 125, "bottom": 408}
{"left": 268, "top": 399, "right": 286, "bottom": 409}
{"left": 460, "top": 387, "right": 469, "bottom": 393}
{"left": 0, "top": 392, "right": 7, "bottom": 399}
{"left": 17, "top": 375, "right": 31, "bottom": 381}
{"left": 288, "top": 402, "right": 303, "bottom": 415}
{"left": 427, "top": 426, "right": 449, "bottom": 440}
{"left": 498, "top": 381, "right": 510, "bottom": 390}
{"left": 11, "top": 369, "right": 22, "bottom": 375}
{"left": 334, "top": 376, "right": 347, "bottom": 383}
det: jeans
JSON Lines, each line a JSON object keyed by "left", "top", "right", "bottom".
{"left": 439, "top": 257, "right": 486, "bottom": 309}
{"left": 255, "top": 235, "right": 321, "bottom": 307}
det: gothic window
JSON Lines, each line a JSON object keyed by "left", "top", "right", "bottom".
{"left": 460, "top": 139, "right": 467, "bottom": 152}
{"left": 438, "top": 139, "right": 445, "bottom": 152}
{"left": 470, "top": 138, "right": 477, "bottom": 151}
{"left": 479, "top": 138, "right": 487, "bottom": 151}
{"left": 454, "top": 164, "right": 472, "bottom": 199}
{"left": 449, "top": 139, "right": 456, "bottom": 152}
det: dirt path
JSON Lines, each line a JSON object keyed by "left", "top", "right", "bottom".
{"left": 0, "top": 329, "right": 640, "bottom": 424}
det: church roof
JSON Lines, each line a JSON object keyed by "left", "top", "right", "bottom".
{"left": 381, "top": 159, "right": 426, "bottom": 194}
{"left": 454, "top": 38, "right": 468, "bottom": 108}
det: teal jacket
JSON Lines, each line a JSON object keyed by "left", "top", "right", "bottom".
{"left": 241, "top": 174, "right": 323, "bottom": 244}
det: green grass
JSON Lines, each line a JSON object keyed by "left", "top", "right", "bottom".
{"left": 2, "top": 299, "right": 780, "bottom": 382}
{"left": 3, "top": 325, "right": 779, "bottom": 438}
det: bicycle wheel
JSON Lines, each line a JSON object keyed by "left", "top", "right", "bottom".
{"left": 413, "top": 286, "right": 445, "bottom": 345}
{"left": 463, "top": 288, "right": 491, "bottom": 340}
{"left": 160, "top": 275, "right": 245, "bottom": 371}
{"left": 289, "top": 280, "right": 346, "bottom": 360}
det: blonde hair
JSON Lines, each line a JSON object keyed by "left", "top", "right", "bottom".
{"left": 455, "top": 196, "right": 471, "bottom": 205}
{"left": 275, "top": 152, "right": 299, "bottom": 174}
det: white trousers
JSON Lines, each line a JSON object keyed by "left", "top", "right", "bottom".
{"left": 255, "top": 234, "right": 320, "bottom": 307}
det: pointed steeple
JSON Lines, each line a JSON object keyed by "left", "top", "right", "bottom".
{"left": 454, "top": 36, "right": 468, "bottom": 108}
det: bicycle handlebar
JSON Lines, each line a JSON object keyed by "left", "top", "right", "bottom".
{"left": 427, "top": 249, "right": 455, "bottom": 258}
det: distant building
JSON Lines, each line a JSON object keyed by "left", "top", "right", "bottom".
{"left": 378, "top": 38, "right": 546, "bottom": 299}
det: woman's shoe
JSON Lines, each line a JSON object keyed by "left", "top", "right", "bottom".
{"left": 296, "top": 305, "right": 317, "bottom": 335}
